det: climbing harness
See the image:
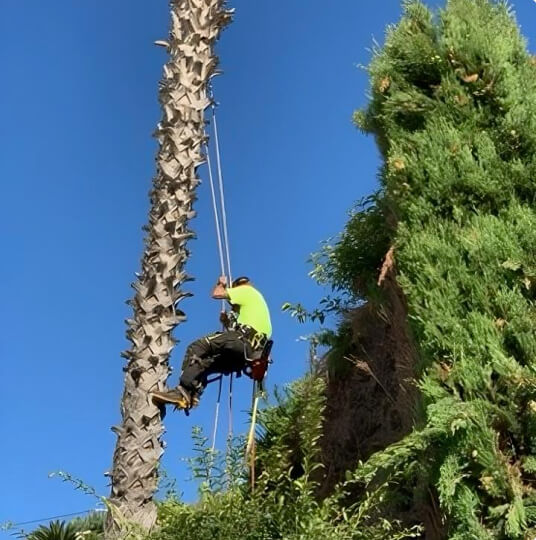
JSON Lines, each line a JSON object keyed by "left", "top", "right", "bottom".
{"left": 243, "top": 337, "right": 273, "bottom": 384}
{"left": 205, "top": 336, "right": 274, "bottom": 487}
{"left": 205, "top": 338, "right": 274, "bottom": 387}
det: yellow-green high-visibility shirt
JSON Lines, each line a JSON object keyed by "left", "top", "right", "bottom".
{"left": 227, "top": 285, "right": 272, "bottom": 338}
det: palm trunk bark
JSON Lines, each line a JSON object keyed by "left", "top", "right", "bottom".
{"left": 105, "top": 0, "right": 231, "bottom": 535}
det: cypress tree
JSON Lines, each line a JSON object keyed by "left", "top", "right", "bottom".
{"left": 352, "top": 0, "right": 536, "bottom": 537}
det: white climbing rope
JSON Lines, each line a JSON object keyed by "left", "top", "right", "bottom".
{"left": 207, "top": 142, "right": 226, "bottom": 451}
{"left": 211, "top": 103, "right": 233, "bottom": 284}
{"left": 211, "top": 376, "right": 223, "bottom": 453}
{"left": 205, "top": 144, "right": 226, "bottom": 312}
{"left": 206, "top": 145, "right": 226, "bottom": 278}
{"left": 206, "top": 87, "right": 234, "bottom": 450}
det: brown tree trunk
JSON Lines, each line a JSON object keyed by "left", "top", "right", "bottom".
{"left": 105, "top": 0, "right": 231, "bottom": 535}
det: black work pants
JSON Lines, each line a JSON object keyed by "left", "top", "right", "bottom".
{"left": 179, "top": 330, "right": 254, "bottom": 394}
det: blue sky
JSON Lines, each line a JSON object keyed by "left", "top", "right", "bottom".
{"left": 1, "top": 0, "right": 534, "bottom": 534}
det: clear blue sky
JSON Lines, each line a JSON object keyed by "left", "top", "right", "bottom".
{"left": 1, "top": 0, "right": 534, "bottom": 533}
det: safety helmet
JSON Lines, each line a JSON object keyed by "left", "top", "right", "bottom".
{"left": 232, "top": 276, "right": 251, "bottom": 287}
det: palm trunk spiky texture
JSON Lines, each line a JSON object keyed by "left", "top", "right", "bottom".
{"left": 106, "top": 0, "right": 231, "bottom": 534}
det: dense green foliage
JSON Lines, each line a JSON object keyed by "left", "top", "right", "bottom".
{"left": 342, "top": 0, "right": 536, "bottom": 538}
{"left": 149, "top": 377, "right": 420, "bottom": 539}
{"left": 310, "top": 193, "right": 391, "bottom": 300}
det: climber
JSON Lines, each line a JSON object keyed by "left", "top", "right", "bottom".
{"left": 151, "top": 275, "right": 272, "bottom": 411}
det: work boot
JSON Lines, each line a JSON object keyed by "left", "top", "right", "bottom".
{"left": 151, "top": 386, "right": 191, "bottom": 409}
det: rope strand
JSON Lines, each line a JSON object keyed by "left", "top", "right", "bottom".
{"left": 211, "top": 105, "right": 232, "bottom": 283}
{"left": 206, "top": 87, "right": 234, "bottom": 453}
{"left": 205, "top": 143, "right": 227, "bottom": 311}
{"left": 228, "top": 373, "right": 233, "bottom": 440}
{"left": 205, "top": 143, "right": 226, "bottom": 277}
{"left": 211, "top": 376, "right": 223, "bottom": 452}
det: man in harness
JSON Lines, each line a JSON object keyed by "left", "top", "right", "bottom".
{"left": 152, "top": 275, "right": 272, "bottom": 411}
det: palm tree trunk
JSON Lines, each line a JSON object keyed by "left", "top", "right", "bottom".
{"left": 105, "top": 0, "right": 231, "bottom": 535}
